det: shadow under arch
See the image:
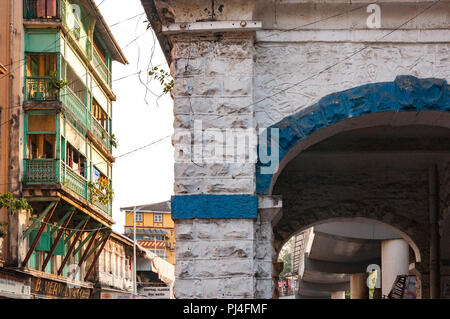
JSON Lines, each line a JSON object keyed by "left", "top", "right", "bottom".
{"left": 285, "top": 216, "right": 422, "bottom": 264}
{"left": 256, "top": 75, "right": 450, "bottom": 195}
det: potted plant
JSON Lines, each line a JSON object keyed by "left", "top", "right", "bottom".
{"left": 49, "top": 70, "right": 68, "bottom": 99}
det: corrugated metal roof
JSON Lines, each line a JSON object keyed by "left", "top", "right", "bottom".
{"left": 124, "top": 228, "right": 169, "bottom": 236}
{"left": 120, "top": 200, "right": 171, "bottom": 213}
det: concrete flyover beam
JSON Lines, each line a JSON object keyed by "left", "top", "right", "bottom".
{"left": 304, "top": 255, "right": 381, "bottom": 274}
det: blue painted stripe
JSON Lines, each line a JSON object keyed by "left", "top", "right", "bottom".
{"left": 171, "top": 195, "right": 258, "bottom": 219}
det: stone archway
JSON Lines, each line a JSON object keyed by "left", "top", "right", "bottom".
{"left": 256, "top": 75, "right": 450, "bottom": 194}
{"left": 257, "top": 75, "right": 450, "bottom": 299}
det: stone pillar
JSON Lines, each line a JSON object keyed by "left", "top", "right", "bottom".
{"left": 350, "top": 273, "right": 368, "bottom": 299}
{"left": 173, "top": 196, "right": 281, "bottom": 299}
{"left": 331, "top": 291, "right": 346, "bottom": 299}
{"left": 170, "top": 30, "right": 258, "bottom": 299}
{"left": 381, "top": 239, "right": 410, "bottom": 297}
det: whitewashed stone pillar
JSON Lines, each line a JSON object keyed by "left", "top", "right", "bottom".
{"left": 170, "top": 31, "right": 272, "bottom": 298}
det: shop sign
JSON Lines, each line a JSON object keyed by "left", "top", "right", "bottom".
{"left": 0, "top": 272, "right": 31, "bottom": 298}
{"left": 139, "top": 285, "right": 171, "bottom": 299}
{"left": 31, "top": 277, "right": 91, "bottom": 299}
{"left": 101, "top": 291, "right": 133, "bottom": 299}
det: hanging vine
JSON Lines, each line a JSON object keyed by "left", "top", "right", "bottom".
{"left": 88, "top": 178, "right": 114, "bottom": 205}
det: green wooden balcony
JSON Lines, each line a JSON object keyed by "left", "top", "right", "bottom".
{"left": 23, "top": 159, "right": 112, "bottom": 216}
{"left": 61, "top": 162, "right": 88, "bottom": 200}
{"left": 89, "top": 117, "right": 111, "bottom": 151}
{"left": 25, "top": 77, "right": 59, "bottom": 101}
{"left": 92, "top": 48, "right": 112, "bottom": 87}
{"left": 61, "top": 86, "right": 88, "bottom": 126}
{"left": 23, "top": 159, "right": 59, "bottom": 184}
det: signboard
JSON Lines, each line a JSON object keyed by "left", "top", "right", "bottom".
{"left": 387, "top": 275, "right": 416, "bottom": 299}
{"left": 31, "top": 278, "right": 91, "bottom": 299}
{"left": 139, "top": 285, "right": 171, "bottom": 299}
{"left": 101, "top": 291, "right": 133, "bottom": 299}
{"left": 0, "top": 271, "right": 31, "bottom": 299}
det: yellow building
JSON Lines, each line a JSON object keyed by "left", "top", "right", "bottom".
{"left": 121, "top": 201, "right": 175, "bottom": 265}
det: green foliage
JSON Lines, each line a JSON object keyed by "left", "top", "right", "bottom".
{"left": 49, "top": 70, "right": 68, "bottom": 90}
{"left": 278, "top": 252, "right": 292, "bottom": 278}
{"left": 0, "top": 221, "right": 8, "bottom": 237}
{"left": 148, "top": 66, "right": 174, "bottom": 94}
{"left": 0, "top": 192, "right": 33, "bottom": 237}
{"left": 0, "top": 192, "right": 33, "bottom": 213}
{"left": 88, "top": 178, "right": 114, "bottom": 205}
{"left": 110, "top": 134, "right": 118, "bottom": 148}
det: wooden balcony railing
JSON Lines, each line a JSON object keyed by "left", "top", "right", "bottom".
{"left": 92, "top": 48, "right": 112, "bottom": 87}
{"left": 61, "top": 162, "right": 88, "bottom": 200}
{"left": 23, "top": 159, "right": 59, "bottom": 184}
{"left": 25, "top": 77, "right": 58, "bottom": 101}
{"left": 61, "top": 86, "right": 88, "bottom": 126}
{"left": 90, "top": 117, "right": 111, "bottom": 151}
{"left": 23, "top": 159, "right": 112, "bottom": 216}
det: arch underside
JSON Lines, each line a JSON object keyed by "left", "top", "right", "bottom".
{"left": 259, "top": 75, "right": 450, "bottom": 277}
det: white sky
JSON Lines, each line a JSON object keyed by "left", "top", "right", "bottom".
{"left": 95, "top": 0, "right": 174, "bottom": 233}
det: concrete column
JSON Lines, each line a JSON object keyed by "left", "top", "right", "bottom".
{"left": 331, "top": 291, "right": 346, "bottom": 299}
{"left": 381, "top": 239, "right": 409, "bottom": 297}
{"left": 350, "top": 273, "right": 368, "bottom": 299}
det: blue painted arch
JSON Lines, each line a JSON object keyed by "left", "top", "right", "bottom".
{"left": 256, "top": 75, "right": 450, "bottom": 195}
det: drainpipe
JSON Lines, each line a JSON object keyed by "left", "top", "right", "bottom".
{"left": 429, "top": 164, "right": 441, "bottom": 299}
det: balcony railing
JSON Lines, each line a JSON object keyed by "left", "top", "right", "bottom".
{"left": 90, "top": 117, "right": 111, "bottom": 151}
{"left": 61, "top": 86, "right": 88, "bottom": 126}
{"left": 24, "top": 0, "right": 60, "bottom": 19}
{"left": 23, "top": 160, "right": 112, "bottom": 217}
{"left": 61, "top": 162, "right": 88, "bottom": 200}
{"left": 23, "top": 159, "right": 59, "bottom": 184}
{"left": 25, "top": 77, "right": 58, "bottom": 101}
{"left": 92, "top": 49, "right": 111, "bottom": 87}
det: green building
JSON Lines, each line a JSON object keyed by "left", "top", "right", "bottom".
{"left": 0, "top": 0, "right": 127, "bottom": 299}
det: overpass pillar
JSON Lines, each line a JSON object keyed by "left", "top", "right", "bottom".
{"left": 381, "top": 239, "right": 410, "bottom": 297}
{"left": 350, "top": 273, "right": 368, "bottom": 299}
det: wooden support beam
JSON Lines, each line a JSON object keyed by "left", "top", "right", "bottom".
{"left": 58, "top": 218, "right": 89, "bottom": 276}
{"left": 49, "top": 208, "right": 75, "bottom": 237}
{"left": 22, "top": 201, "right": 56, "bottom": 239}
{"left": 65, "top": 216, "right": 89, "bottom": 244}
{"left": 22, "top": 201, "right": 58, "bottom": 267}
{"left": 77, "top": 229, "right": 99, "bottom": 273}
{"left": 84, "top": 230, "right": 111, "bottom": 261}
{"left": 73, "top": 228, "right": 98, "bottom": 256}
{"left": 84, "top": 231, "right": 111, "bottom": 281}
{"left": 41, "top": 209, "right": 75, "bottom": 271}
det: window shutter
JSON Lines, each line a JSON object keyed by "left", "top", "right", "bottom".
{"left": 53, "top": 234, "right": 66, "bottom": 255}
{"left": 29, "top": 229, "right": 51, "bottom": 251}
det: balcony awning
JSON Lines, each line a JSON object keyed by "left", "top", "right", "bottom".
{"left": 136, "top": 243, "right": 175, "bottom": 287}
{"left": 124, "top": 228, "right": 169, "bottom": 236}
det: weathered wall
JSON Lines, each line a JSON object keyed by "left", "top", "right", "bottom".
{"left": 0, "top": 0, "right": 25, "bottom": 266}
{"left": 150, "top": 0, "right": 450, "bottom": 298}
